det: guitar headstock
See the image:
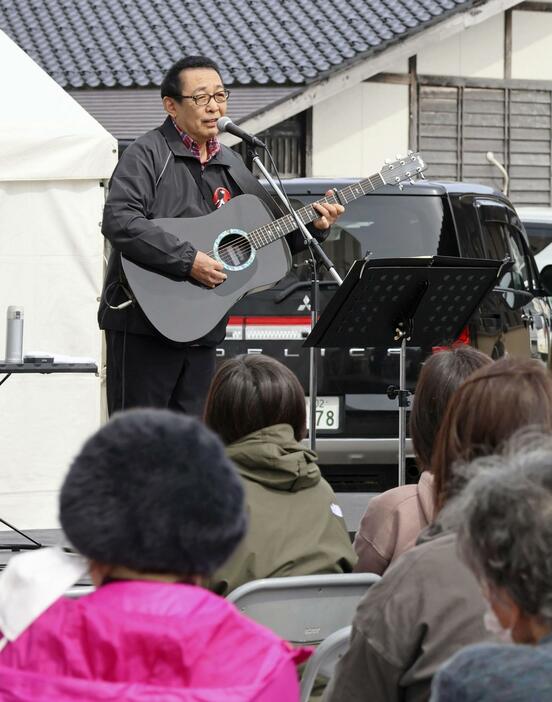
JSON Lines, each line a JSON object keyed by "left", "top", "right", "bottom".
{"left": 379, "top": 152, "right": 427, "bottom": 186}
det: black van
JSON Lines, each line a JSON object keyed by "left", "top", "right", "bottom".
{"left": 220, "top": 180, "right": 552, "bottom": 527}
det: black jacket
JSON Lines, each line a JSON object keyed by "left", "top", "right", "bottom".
{"left": 98, "top": 117, "right": 320, "bottom": 344}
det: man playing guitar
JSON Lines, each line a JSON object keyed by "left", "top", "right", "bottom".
{"left": 98, "top": 55, "right": 344, "bottom": 416}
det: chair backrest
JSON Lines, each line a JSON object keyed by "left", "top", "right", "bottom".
{"left": 299, "top": 625, "right": 352, "bottom": 702}
{"left": 227, "top": 573, "right": 380, "bottom": 644}
{"left": 65, "top": 586, "right": 95, "bottom": 598}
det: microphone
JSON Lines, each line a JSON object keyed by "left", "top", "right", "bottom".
{"left": 217, "top": 117, "right": 266, "bottom": 148}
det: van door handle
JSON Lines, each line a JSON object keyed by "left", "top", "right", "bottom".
{"left": 521, "top": 312, "right": 534, "bottom": 328}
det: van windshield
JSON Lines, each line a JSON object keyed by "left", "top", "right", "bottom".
{"left": 290, "top": 194, "right": 451, "bottom": 281}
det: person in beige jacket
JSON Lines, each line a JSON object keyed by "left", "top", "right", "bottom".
{"left": 324, "top": 357, "right": 552, "bottom": 702}
{"left": 204, "top": 354, "right": 356, "bottom": 595}
{"left": 354, "top": 346, "right": 491, "bottom": 575}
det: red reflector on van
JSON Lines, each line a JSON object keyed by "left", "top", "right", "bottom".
{"left": 247, "top": 316, "right": 312, "bottom": 325}
{"left": 432, "top": 325, "right": 471, "bottom": 353}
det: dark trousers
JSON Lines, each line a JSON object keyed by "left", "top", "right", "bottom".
{"left": 106, "top": 330, "right": 216, "bottom": 417}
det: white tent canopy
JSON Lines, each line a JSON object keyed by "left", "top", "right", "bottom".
{"left": 0, "top": 31, "right": 116, "bottom": 181}
{"left": 0, "top": 30, "right": 117, "bottom": 529}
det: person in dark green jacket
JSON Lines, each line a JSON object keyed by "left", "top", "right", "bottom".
{"left": 205, "top": 354, "right": 356, "bottom": 595}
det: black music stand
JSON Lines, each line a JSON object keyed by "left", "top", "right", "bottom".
{"left": 304, "top": 255, "right": 509, "bottom": 486}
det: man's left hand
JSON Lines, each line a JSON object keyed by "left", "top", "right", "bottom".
{"left": 312, "top": 189, "right": 345, "bottom": 231}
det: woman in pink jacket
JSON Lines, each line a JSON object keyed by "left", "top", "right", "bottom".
{"left": 0, "top": 409, "right": 308, "bottom": 701}
{"left": 354, "top": 345, "right": 491, "bottom": 574}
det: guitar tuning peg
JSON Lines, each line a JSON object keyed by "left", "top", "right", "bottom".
{"left": 395, "top": 153, "right": 402, "bottom": 160}
{"left": 407, "top": 150, "right": 413, "bottom": 156}
{"left": 385, "top": 158, "right": 392, "bottom": 164}
{"left": 409, "top": 178, "right": 415, "bottom": 185}
{"left": 419, "top": 172, "right": 426, "bottom": 180}
{"left": 398, "top": 183, "right": 404, "bottom": 191}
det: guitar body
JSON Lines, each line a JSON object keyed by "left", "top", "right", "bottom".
{"left": 121, "top": 194, "right": 292, "bottom": 343}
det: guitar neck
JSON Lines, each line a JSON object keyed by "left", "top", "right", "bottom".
{"left": 248, "top": 172, "right": 386, "bottom": 250}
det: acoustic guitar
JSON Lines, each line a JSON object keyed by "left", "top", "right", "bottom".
{"left": 122, "top": 152, "right": 426, "bottom": 342}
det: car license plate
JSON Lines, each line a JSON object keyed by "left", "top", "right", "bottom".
{"left": 305, "top": 396, "right": 340, "bottom": 431}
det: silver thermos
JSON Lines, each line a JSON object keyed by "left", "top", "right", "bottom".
{"left": 5, "top": 306, "right": 24, "bottom": 363}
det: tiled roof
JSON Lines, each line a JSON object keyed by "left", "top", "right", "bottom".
{"left": 0, "top": 0, "right": 476, "bottom": 90}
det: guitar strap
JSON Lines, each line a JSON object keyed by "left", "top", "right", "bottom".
{"left": 181, "top": 158, "right": 215, "bottom": 205}
{"left": 226, "top": 160, "right": 287, "bottom": 220}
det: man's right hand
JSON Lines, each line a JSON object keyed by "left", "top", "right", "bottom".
{"left": 190, "top": 251, "right": 227, "bottom": 288}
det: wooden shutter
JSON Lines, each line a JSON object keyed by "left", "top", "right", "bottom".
{"left": 418, "top": 84, "right": 552, "bottom": 206}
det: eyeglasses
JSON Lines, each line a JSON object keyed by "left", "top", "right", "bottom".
{"left": 178, "top": 90, "right": 230, "bottom": 106}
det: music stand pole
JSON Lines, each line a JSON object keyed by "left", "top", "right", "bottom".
{"left": 308, "top": 258, "right": 319, "bottom": 451}
{"left": 387, "top": 322, "right": 410, "bottom": 486}
{"left": 249, "top": 150, "right": 342, "bottom": 452}
{"left": 399, "top": 334, "right": 407, "bottom": 485}
{"left": 397, "top": 327, "right": 408, "bottom": 486}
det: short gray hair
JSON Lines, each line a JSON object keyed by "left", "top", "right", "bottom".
{"left": 455, "top": 432, "right": 552, "bottom": 625}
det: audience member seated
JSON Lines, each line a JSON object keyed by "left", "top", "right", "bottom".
{"left": 354, "top": 346, "right": 490, "bottom": 574}
{"left": 432, "top": 436, "right": 552, "bottom": 701}
{"left": 323, "top": 357, "right": 552, "bottom": 702}
{"left": 0, "top": 409, "right": 308, "bottom": 702}
{"left": 205, "top": 354, "right": 356, "bottom": 595}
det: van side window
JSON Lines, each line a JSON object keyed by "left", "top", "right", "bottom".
{"left": 507, "top": 227, "right": 532, "bottom": 291}
{"left": 477, "top": 201, "right": 529, "bottom": 292}
{"left": 509, "top": 214, "right": 541, "bottom": 292}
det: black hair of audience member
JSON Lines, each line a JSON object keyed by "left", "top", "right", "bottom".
{"left": 204, "top": 354, "right": 307, "bottom": 444}
{"left": 60, "top": 409, "right": 247, "bottom": 577}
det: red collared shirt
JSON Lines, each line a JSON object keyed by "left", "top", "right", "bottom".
{"left": 172, "top": 119, "right": 221, "bottom": 168}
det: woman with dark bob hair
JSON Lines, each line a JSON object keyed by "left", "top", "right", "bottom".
{"left": 205, "top": 354, "right": 356, "bottom": 594}
{"left": 0, "top": 409, "right": 308, "bottom": 701}
{"left": 324, "top": 358, "right": 552, "bottom": 702}
{"left": 432, "top": 435, "right": 552, "bottom": 701}
{"left": 354, "top": 345, "right": 491, "bottom": 574}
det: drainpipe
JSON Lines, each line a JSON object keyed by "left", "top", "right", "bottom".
{"left": 486, "top": 151, "right": 509, "bottom": 196}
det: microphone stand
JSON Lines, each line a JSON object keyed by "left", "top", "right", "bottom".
{"left": 247, "top": 146, "right": 342, "bottom": 452}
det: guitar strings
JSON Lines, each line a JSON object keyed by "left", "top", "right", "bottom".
{"left": 203, "top": 199, "right": 336, "bottom": 260}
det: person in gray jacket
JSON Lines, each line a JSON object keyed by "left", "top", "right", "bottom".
{"left": 431, "top": 437, "right": 552, "bottom": 702}
{"left": 323, "top": 357, "right": 552, "bottom": 702}
{"left": 98, "top": 55, "right": 343, "bottom": 416}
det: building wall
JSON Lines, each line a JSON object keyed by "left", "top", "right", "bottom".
{"left": 512, "top": 9, "right": 552, "bottom": 80}
{"left": 416, "top": 13, "right": 504, "bottom": 79}
{"left": 311, "top": 9, "right": 552, "bottom": 193}
{"left": 312, "top": 82, "right": 409, "bottom": 177}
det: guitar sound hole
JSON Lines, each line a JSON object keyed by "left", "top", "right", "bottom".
{"left": 216, "top": 232, "right": 254, "bottom": 269}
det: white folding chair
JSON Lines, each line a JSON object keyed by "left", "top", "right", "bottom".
{"left": 299, "top": 625, "right": 351, "bottom": 702}
{"left": 227, "top": 572, "right": 379, "bottom": 645}
{"left": 65, "top": 585, "right": 94, "bottom": 598}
